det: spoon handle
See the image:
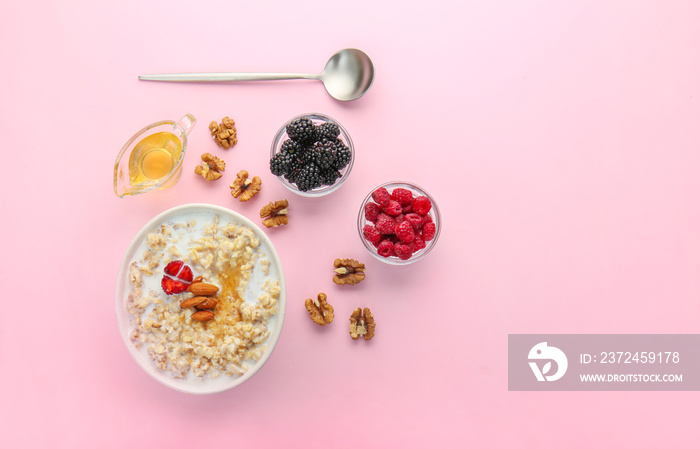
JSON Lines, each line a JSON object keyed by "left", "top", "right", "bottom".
{"left": 138, "top": 72, "right": 318, "bottom": 82}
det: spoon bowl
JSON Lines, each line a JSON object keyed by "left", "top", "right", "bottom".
{"left": 139, "top": 48, "right": 375, "bottom": 101}
{"left": 319, "top": 49, "right": 375, "bottom": 101}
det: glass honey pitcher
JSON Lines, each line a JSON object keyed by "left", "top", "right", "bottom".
{"left": 113, "top": 114, "right": 196, "bottom": 197}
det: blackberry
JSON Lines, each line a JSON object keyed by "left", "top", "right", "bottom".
{"left": 332, "top": 141, "right": 351, "bottom": 170}
{"left": 283, "top": 150, "right": 310, "bottom": 183}
{"left": 316, "top": 122, "right": 340, "bottom": 140}
{"left": 312, "top": 141, "right": 337, "bottom": 170}
{"left": 295, "top": 163, "right": 323, "bottom": 191}
{"left": 283, "top": 158, "right": 302, "bottom": 183}
{"left": 320, "top": 168, "right": 341, "bottom": 186}
{"left": 286, "top": 117, "right": 316, "bottom": 144}
{"left": 270, "top": 151, "right": 293, "bottom": 176}
{"left": 280, "top": 139, "right": 305, "bottom": 155}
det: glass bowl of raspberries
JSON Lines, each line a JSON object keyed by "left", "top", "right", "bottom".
{"left": 358, "top": 181, "right": 440, "bottom": 264}
{"left": 269, "top": 113, "right": 354, "bottom": 197}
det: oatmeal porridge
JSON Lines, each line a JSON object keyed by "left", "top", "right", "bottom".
{"left": 120, "top": 207, "right": 283, "bottom": 385}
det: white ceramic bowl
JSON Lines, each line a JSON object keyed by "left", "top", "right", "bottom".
{"left": 115, "top": 203, "right": 286, "bottom": 394}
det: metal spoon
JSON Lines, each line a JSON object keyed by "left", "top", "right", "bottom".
{"left": 138, "top": 48, "right": 375, "bottom": 101}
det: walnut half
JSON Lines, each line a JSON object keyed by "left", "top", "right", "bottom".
{"left": 194, "top": 153, "right": 225, "bottom": 181}
{"left": 349, "top": 307, "right": 375, "bottom": 341}
{"left": 209, "top": 117, "right": 238, "bottom": 149}
{"left": 333, "top": 258, "right": 365, "bottom": 285}
{"left": 230, "top": 170, "right": 262, "bottom": 202}
{"left": 260, "top": 199, "right": 289, "bottom": 228}
{"left": 305, "top": 293, "right": 334, "bottom": 326}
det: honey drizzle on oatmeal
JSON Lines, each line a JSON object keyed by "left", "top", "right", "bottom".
{"left": 204, "top": 266, "right": 245, "bottom": 341}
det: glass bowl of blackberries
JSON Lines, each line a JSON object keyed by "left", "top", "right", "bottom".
{"left": 269, "top": 113, "right": 354, "bottom": 197}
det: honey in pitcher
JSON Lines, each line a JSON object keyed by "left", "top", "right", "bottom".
{"left": 128, "top": 131, "right": 182, "bottom": 183}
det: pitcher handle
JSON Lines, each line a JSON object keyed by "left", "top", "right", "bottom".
{"left": 177, "top": 113, "right": 197, "bottom": 136}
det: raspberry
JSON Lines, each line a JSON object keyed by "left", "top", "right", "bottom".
{"left": 362, "top": 224, "right": 381, "bottom": 244}
{"left": 394, "top": 213, "right": 405, "bottom": 225}
{"left": 422, "top": 222, "right": 436, "bottom": 241}
{"left": 394, "top": 221, "right": 415, "bottom": 243}
{"left": 375, "top": 213, "right": 397, "bottom": 234}
{"left": 364, "top": 202, "right": 381, "bottom": 223}
{"left": 394, "top": 243, "right": 414, "bottom": 260}
{"left": 390, "top": 187, "right": 414, "bottom": 206}
{"left": 404, "top": 213, "right": 423, "bottom": 230}
{"left": 412, "top": 196, "right": 432, "bottom": 215}
{"left": 402, "top": 204, "right": 413, "bottom": 214}
{"left": 377, "top": 239, "right": 395, "bottom": 258}
{"left": 421, "top": 214, "right": 433, "bottom": 230}
{"left": 372, "top": 187, "right": 391, "bottom": 206}
{"left": 413, "top": 234, "right": 426, "bottom": 250}
{"left": 382, "top": 200, "right": 402, "bottom": 216}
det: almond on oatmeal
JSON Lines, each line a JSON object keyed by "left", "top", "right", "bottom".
{"left": 191, "top": 310, "right": 215, "bottom": 322}
{"left": 195, "top": 297, "right": 218, "bottom": 310}
{"left": 187, "top": 282, "right": 219, "bottom": 296}
{"left": 180, "top": 296, "right": 207, "bottom": 309}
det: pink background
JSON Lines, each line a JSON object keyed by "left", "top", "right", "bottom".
{"left": 2, "top": 1, "right": 700, "bottom": 447}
